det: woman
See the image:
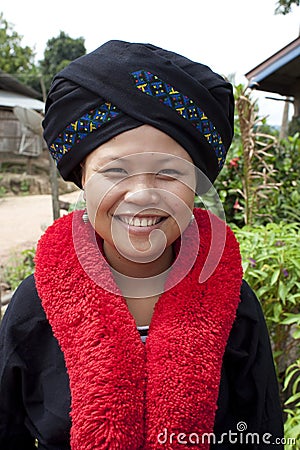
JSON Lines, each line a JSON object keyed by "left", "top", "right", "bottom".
{"left": 0, "top": 40, "right": 283, "bottom": 449}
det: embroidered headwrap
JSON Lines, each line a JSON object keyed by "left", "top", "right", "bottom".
{"left": 42, "top": 40, "right": 234, "bottom": 188}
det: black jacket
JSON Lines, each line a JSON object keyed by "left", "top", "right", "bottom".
{"left": 0, "top": 275, "right": 284, "bottom": 450}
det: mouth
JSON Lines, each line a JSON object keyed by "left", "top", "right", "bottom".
{"left": 114, "top": 215, "right": 167, "bottom": 228}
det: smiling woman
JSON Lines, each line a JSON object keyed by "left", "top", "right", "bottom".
{"left": 82, "top": 125, "right": 196, "bottom": 273}
{"left": 0, "top": 40, "right": 284, "bottom": 450}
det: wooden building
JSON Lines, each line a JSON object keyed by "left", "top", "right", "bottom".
{"left": 0, "top": 70, "right": 45, "bottom": 157}
{"left": 245, "top": 36, "right": 300, "bottom": 121}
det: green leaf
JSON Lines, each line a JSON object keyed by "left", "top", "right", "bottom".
{"left": 285, "top": 392, "right": 300, "bottom": 405}
{"left": 282, "top": 314, "right": 300, "bottom": 325}
{"left": 292, "top": 377, "right": 300, "bottom": 396}
{"left": 278, "top": 281, "right": 287, "bottom": 302}
{"left": 273, "top": 303, "right": 282, "bottom": 322}
{"left": 284, "top": 423, "right": 300, "bottom": 441}
{"left": 292, "top": 328, "right": 300, "bottom": 339}
{"left": 290, "top": 258, "right": 300, "bottom": 270}
{"left": 283, "top": 368, "right": 300, "bottom": 390}
{"left": 270, "top": 268, "right": 281, "bottom": 286}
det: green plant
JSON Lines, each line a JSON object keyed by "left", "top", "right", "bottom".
{"left": 4, "top": 248, "right": 35, "bottom": 291}
{"left": 233, "top": 222, "right": 300, "bottom": 446}
{"left": 0, "top": 174, "right": 6, "bottom": 197}
{"left": 237, "top": 87, "right": 280, "bottom": 226}
{"left": 0, "top": 185, "right": 6, "bottom": 197}
{"left": 0, "top": 12, "right": 36, "bottom": 75}
{"left": 40, "top": 31, "right": 86, "bottom": 92}
{"left": 275, "top": 0, "right": 300, "bottom": 15}
{"left": 283, "top": 360, "right": 300, "bottom": 448}
{"left": 233, "top": 222, "right": 300, "bottom": 374}
{"left": 272, "top": 133, "right": 300, "bottom": 223}
{"left": 215, "top": 87, "right": 300, "bottom": 227}
{"left": 20, "top": 179, "right": 30, "bottom": 193}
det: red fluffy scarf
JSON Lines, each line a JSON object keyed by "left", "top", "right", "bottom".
{"left": 34, "top": 208, "right": 242, "bottom": 450}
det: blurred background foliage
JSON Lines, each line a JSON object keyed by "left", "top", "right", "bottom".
{"left": 0, "top": 12, "right": 86, "bottom": 96}
{"left": 214, "top": 85, "right": 300, "bottom": 443}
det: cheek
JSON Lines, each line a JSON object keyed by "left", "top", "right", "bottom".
{"left": 85, "top": 180, "right": 118, "bottom": 228}
{"left": 184, "top": 189, "right": 196, "bottom": 210}
{"left": 163, "top": 188, "right": 195, "bottom": 243}
{"left": 167, "top": 184, "right": 195, "bottom": 210}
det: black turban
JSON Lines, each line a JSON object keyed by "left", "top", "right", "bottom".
{"left": 43, "top": 40, "right": 234, "bottom": 188}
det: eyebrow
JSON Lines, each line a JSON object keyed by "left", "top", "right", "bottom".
{"left": 102, "top": 156, "right": 124, "bottom": 162}
{"left": 97, "top": 155, "right": 184, "bottom": 164}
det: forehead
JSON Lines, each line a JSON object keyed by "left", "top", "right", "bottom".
{"left": 85, "top": 125, "right": 194, "bottom": 167}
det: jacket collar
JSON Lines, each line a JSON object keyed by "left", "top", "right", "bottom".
{"left": 35, "top": 208, "right": 242, "bottom": 449}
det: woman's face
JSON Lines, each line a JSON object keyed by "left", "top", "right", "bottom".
{"left": 82, "top": 125, "right": 196, "bottom": 267}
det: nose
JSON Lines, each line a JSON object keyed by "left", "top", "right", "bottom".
{"left": 123, "top": 174, "right": 161, "bottom": 206}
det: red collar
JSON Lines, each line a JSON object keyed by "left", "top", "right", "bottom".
{"left": 35, "top": 209, "right": 242, "bottom": 449}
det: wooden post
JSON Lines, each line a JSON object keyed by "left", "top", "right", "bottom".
{"left": 48, "top": 153, "right": 60, "bottom": 221}
{"left": 279, "top": 98, "right": 290, "bottom": 140}
{"left": 41, "top": 76, "right": 60, "bottom": 221}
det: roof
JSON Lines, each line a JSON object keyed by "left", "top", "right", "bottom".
{"left": 0, "top": 90, "right": 44, "bottom": 111}
{"left": 245, "top": 36, "right": 300, "bottom": 97}
{"left": 0, "top": 69, "right": 42, "bottom": 100}
{"left": 0, "top": 70, "right": 44, "bottom": 111}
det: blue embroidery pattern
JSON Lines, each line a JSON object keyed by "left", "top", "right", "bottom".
{"left": 50, "top": 102, "right": 121, "bottom": 163}
{"left": 131, "top": 70, "right": 226, "bottom": 170}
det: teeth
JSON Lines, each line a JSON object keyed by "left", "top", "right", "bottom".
{"left": 119, "top": 216, "right": 162, "bottom": 227}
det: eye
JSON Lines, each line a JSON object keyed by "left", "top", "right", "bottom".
{"left": 157, "top": 169, "right": 182, "bottom": 179}
{"left": 101, "top": 167, "right": 128, "bottom": 176}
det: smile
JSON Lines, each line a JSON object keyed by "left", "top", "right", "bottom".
{"left": 116, "top": 216, "right": 165, "bottom": 227}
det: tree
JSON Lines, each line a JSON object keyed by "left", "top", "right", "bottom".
{"left": 40, "top": 31, "right": 86, "bottom": 92}
{"left": 275, "top": 0, "right": 300, "bottom": 14}
{"left": 0, "top": 12, "right": 36, "bottom": 76}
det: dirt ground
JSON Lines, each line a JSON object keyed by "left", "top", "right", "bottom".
{"left": 0, "top": 190, "right": 81, "bottom": 265}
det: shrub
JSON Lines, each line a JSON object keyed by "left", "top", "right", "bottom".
{"left": 233, "top": 221, "right": 300, "bottom": 445}
{"left": 233, "top": 221, "right": 300, "bottom": 377}
{"left": 215, "top": 85, "right": 300, "bottom": 227}
{"left": 3, "top": 248, "right": 35, "bottom": 291}
{"left": 283, "top": 360, "right": 300, "bottom": 448}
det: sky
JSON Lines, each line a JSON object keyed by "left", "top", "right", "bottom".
{"left": 1, "top": 0, "right": 300, "bottom": 125}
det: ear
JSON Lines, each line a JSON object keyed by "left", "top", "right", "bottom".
{"left": 80, "top": 162, "right": 86, "bottom": 189}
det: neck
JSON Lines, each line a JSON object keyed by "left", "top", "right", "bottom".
{"left": 102, "top": 241, "right": 174, "bottom": 299}
{"left": 103, "top": 240, "right": 174, "bottom": 278}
